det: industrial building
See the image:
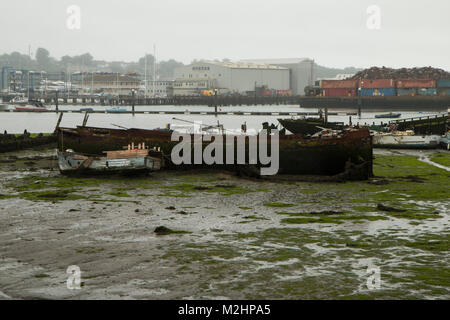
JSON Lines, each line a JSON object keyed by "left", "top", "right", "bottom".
{"left": 241, "top": 58, "right": 315, "bottom": 95}
{"left": 173, "top": 61, "right": 289, "bottom": 96}
{"left": 140, "top": 80, "right": 175, "bottom": 97}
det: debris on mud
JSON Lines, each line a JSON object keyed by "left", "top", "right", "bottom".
{"left": 377, "top": 204, "right": 407, "bottom": 213}
{"left": 154, "top": 226, "right": 173, "bottom": 235}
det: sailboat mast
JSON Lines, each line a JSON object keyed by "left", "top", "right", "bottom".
{"left": 153, "top": 44, "right": 156, "bottom": 97}
{"left": 144, "top": 53, "right": 147, "bottom": 98}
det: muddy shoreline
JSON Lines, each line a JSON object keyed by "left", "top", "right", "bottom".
{"left": 0, "top": 148, "right": 448, "bottom": 299}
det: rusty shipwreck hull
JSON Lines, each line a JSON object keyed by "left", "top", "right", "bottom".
{"left": 57, "top": 126, "right": 373, "bottom": 180}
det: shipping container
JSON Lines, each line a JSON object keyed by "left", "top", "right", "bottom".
{"left": 438, "top": 88, "right": 450, "bottom": 96}
{"left": 359, "top": 79, "right": 395, "bottom": 89}
{"left": 321, "top": 80, "right": 358, "bottom": 89}
{"left": 417, "top": 88, "right": 437, "bottom": 96}
{"left": 360, "top": 88, "right": 375, "bottom": 96}
{"left": 437, "top": 79, "right": 450, "bottom": 88}
{"left": 360, "top": 88, "right": 396, "bottom": 96}
{"left": 323, "top": 88, "right": 356, "bottom": 97}
{"left": 396, "top": 79, "right": 436, "bottom": 89}
{"left": 397, "top": 88, "right": 416, "bottom": 96}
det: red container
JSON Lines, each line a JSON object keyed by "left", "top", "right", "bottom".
{"left": 359, "top": 79, "right": 395, "bottom": 89}
{"left": 276, "top": 90, "right": 292, "bottom": 96}
{"left": 323, "top": 88, "right": 356, "bottom": 97}
{"left": 263, "top": 90, "right": 273, "bottom": 96}
{"left": 396, "top": 79, "right": 436, "bottom": 89}
{"left": 321, "top": 80, "right": 358, "bottom": 89}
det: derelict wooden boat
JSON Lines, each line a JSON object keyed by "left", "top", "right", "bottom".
{"left": 57, "top": 144, "right": 164, "bottom": 175}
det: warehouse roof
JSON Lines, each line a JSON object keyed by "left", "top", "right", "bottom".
{"left": 93, "top": 74, "right": 140, "bottom": 82}
{"left": 240, "top": 58, "right": 312, "bottom": 65}
{"left": 198, "top": 60, "right": 288, "bottom": 70}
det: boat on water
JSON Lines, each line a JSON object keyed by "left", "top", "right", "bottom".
{"left": 56, "top": 126, "right": 373, "bottom": 180}
{"left": 278, "top": 118, "right": 345, "bottom": 135}
{"left": 57, "top": 143, "right": 164, "bottom": 175}
{"left": 0, "top": 104, "right": 9, "bottom": 111}
{"left": 375, "top": 113, "right": 402, "bottom": 119}
{"left": 373, "top": 131, "right": 441, "bottom": 149}
{"left": 106, "top": 107, "right": 127, "bottom": 113}
{"left": 14, "top": 100, "right": 48, "bottom": 112}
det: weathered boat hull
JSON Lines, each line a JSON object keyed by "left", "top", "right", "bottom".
{"left": 57, "top": 150, "right": 163, "bottom": 175}
{"left": 57, "top": 126, "right": 373, "bottom": 180}
{"left": 373, "top": 134, "right": 441, "bottom": 149}
{"left": 278, "top": 118, "right": 345, "bottom": 135}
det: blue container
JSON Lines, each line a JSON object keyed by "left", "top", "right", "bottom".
{"left": 360, "top": 88, "right": 395, "bottom": 96}
{"left": 377, "top": 88, "right": 396, "bottom": 96}
{"left": 360, "top": 88, "right": 375, "bottom": 96}
{"left": 417, "top": 88, "right": 437, "bottom": 96}
{"left": 437, "top": 79, "right": 450, "bottom": 88}
{"left": 397, "top": 88, "right": 416, "bottom": 96}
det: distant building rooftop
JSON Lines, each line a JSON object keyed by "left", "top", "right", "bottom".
{"left": 240, "top": 58, "right": 312, "bottom": 65}
{"left": 198, "top": 60, "right": 288, "bottom": 70}
{"left": 93, "top": 74, "right": 139, "bottom": 82}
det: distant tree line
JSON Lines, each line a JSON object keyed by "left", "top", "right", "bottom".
{"left": 0, "top": 48, "right": 185, "bottom": 80}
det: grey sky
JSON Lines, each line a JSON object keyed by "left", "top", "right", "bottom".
{"left": 1, "top": 0, "right": 449, "bottom": 70}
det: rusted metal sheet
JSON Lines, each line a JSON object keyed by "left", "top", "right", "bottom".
{"left": 359, "top": 79, "right": 395, "bottom": 89}
{"left": 396, "top": 79, "right": 436, "bottom": 89}
{"left": 323, "top": 88, "right": 356, "bottom": 97}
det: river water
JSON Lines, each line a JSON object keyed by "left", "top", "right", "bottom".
{"left": 0, "top": 104, "right": 448, "bottom": 133}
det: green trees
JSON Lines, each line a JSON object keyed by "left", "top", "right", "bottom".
{"left": 0, "top": 49, "right": 184, "bottom": 80}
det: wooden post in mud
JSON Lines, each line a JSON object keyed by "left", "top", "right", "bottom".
{"left": 54, "top": 112, "right": 63, "bottom": 133}
{"left": 82, "top": 111, "right": 89, "bottom": 127}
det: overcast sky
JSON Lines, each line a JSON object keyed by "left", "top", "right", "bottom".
{"left": 1, "top": 0, "right": 449, "bottom": 70}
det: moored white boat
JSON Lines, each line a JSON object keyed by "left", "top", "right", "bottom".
{"left": 373, "top": 131, "right": 441, "bottom": 149}
{"left": 14, "top": 101, "right": 49, "bottom": 112}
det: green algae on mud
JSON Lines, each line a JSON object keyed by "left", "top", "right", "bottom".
{"left": 157, "top": 227, "right": 449, "bottom": 299}
{"left": 429, "top": 152, "right": 450, "bottom": 167}
{"left": 264, "top": 202, "right": 296, "bottom": 208}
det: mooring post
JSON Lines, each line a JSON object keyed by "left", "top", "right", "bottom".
{"left": 132, "top": 89, "right": 135, "bottom": 116}
{"left": 55, "top": 91, "right": 59, "bottom": 112}
{"left": 54, "top": 112, "right": 63, "bottom": 134}
{"left": 82, "top": 111, "right": 89, "bottom": 127}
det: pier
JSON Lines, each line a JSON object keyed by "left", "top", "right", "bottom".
{"left": 2, "top": 93, "right": 450, "bottom": 109}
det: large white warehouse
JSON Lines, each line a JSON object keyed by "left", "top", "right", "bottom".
{"left": 241, "top": 58, "right": 315, "bottom": 96}
{"left": 173, "top": 61, "right": 290, "bottom": 95}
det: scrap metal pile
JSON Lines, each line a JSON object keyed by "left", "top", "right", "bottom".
{"left": 349, "top": 67, "right": 450, "bottom": 80}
